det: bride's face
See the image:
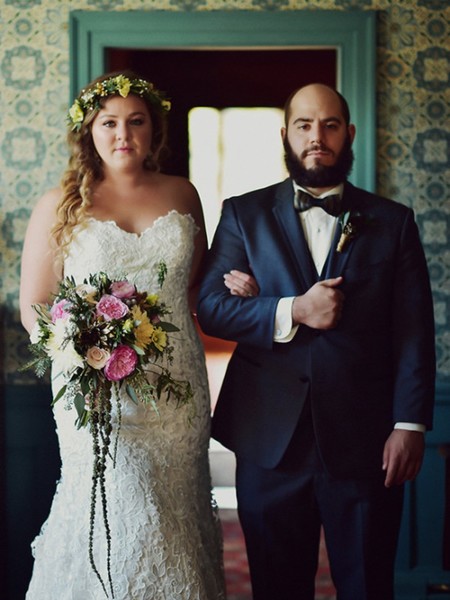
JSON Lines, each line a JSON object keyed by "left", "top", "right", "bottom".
{"left": 91, "top": 94, "right": 153, "bottom": 172}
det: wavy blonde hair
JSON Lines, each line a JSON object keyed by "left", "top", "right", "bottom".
{"left": 52, "top": 71, "right": 169, "bottom": 256}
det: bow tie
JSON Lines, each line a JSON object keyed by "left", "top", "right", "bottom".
{"left": 294, "top": 190, "right": 342, "bottom": 217}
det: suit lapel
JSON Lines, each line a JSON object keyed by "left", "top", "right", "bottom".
{"left": 272, "top": 179, "right": 318, "bottom": 290}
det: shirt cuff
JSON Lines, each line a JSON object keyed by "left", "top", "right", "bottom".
{"left": 394, "top": 422, "right": 426, "bottom": 433}
{"left": 274, "top": 297, "right": 298, "bottom": 343}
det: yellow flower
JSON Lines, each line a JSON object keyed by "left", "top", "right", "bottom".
{"left": 146, "top": 294, "right": 159, "bottom": 306}
{"left": 152, "top": 327, "right": 167, "bottom": 352}
{"left": 116, "top": 75, "right": 131, "bottom": 98}
{"left": 161, "top": 99, "right": 171, "bottom": 112}
{"left": 122, "top": 318, "right": 134, "bottom": 334}
{"left": 131, "top": 305, "right": 154, "bottom": 349}
{"left": 68, "top": 100, "right": 84, "bottom": 125}
{"left": 95, "top": 82, "right": 105, "bottom": 96}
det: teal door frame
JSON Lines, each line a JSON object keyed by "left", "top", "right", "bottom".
{"left": 69, "top": 9, "right": 376, "bottom": 192}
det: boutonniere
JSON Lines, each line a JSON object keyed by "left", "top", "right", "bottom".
{"left": 336, "top": 211, "right": 371, "bottom": 253}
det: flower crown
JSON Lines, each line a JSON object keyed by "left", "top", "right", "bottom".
{"left": 68, "top": 74, "right": 171, "bottom": 131}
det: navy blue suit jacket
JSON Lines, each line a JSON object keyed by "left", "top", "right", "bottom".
{"left": 197, "top": 179, "right": 435, "bottom": 478}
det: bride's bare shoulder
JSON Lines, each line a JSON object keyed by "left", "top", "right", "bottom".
{"left": 155, "top": 173, "right": 198, "bottom": 196}
{"left": 33, "top": 187, "right": 63, "bottom": 214}
{"left": 163, "top": 174, "right": 202, "bottom": 216}
{"left": 26, "top": 188, "right": 63, "bottom": 231}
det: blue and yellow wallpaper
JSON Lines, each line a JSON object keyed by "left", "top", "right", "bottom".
{"left": 1, "top": 0, "right": 449, "bottom": 385}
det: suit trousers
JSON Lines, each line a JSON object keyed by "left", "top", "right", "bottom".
{"left": 235, "top": 406, "right": 404, "bottom": 600}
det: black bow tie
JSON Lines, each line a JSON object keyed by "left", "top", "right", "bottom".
{"left": 294, "top": 190, "right": 342, "bottom": 217}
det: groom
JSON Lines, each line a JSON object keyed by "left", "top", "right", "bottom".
{"left": 197, "top": 83, "right": 435, "bottom": 600}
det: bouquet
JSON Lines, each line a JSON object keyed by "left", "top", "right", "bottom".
{"left": 23, "top": 265, "right": 192, "bottom": 598}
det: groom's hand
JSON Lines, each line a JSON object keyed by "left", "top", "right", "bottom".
{"left": 382, "top": 429, "right": 425, "bottom": 487}
{"left": 292, "top": 277, "right": 344, "bottom": 329}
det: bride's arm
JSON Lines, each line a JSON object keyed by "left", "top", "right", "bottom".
{"left": 20, "top": 188, "right": 62, "bottom": 334}
{"left": 176, "top": 179, "right": 208, "bottom": 314}
{"left": 171, "top": 177, "right": 259, "bottom": 310}
{"left": 223, "top": 269, "right": 260, "bottom": 297}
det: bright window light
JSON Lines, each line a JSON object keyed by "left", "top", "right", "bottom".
{"left": 189, "top": 107, "right": 287, "bottom": 243}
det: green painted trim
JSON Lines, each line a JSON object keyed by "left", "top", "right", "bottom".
{"left": 69, "top": 9, "right": 376, "bottom": 192}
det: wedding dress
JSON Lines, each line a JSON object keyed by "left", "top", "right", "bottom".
{"left": 26, "top": 211, "right": 226, "bottom": 600}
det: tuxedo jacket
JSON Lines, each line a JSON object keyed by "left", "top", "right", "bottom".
{"left": 197, "top": 178, "right": 435, "bottom": 478}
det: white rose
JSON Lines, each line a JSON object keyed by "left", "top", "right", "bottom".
{"left": 86, "top": 346, "right": 110, "bottom": 370}
{"left": 75, "top": 284, "right": 97, "bottom": 304}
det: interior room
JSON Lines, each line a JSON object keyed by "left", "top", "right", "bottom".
{"left": 0, "top": 2, "right": 448, "bottom": 600}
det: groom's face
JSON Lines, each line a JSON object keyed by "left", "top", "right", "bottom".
{"left": 281, "top": 84, "right": 355, "bottom": 190}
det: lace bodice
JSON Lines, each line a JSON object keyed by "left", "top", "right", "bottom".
{"left": 65, "top": 212, "right": 195, "bottom": 345}
{"left": 26, "top": 211, "right": 226, "bottom": 600}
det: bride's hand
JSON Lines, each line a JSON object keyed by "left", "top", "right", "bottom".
{"left": 224, "top": 269, "right": 260, "bottom": 298}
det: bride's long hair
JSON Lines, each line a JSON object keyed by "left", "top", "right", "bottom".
{"left": 52, "top": 70, "right": 169, "bottom": 256}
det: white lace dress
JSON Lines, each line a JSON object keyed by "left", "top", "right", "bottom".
{"left": 26, "top": 211, "right": 226, "bottom": 600}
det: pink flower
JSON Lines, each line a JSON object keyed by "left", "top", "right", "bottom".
{"left": 110, "top": 280, "right": 136, "bottom": 299}
{"left": 104, "top": 345, "right": 138, "bottom": 381}
{"left": 96, "top": 294, "right": 129, "bottom": 321}
{"left": 50, "top": 299, "right": 71, "bottom": 322}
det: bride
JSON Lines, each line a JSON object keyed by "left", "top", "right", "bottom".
{"left": 20, "top": 71, "right": 229, "bottom": 599}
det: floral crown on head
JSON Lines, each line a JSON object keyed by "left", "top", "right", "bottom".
{"left": 68, "top": 74, "right": 171, "bottom": 131}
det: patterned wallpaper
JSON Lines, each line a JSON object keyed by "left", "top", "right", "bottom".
{"left": 1, "top": 0, "right": 449, "bottom": 385}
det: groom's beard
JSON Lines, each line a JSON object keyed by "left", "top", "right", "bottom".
{"left": 283, "top": 134, "right": 354, "bottom": 189}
